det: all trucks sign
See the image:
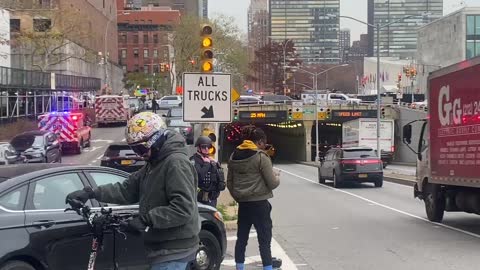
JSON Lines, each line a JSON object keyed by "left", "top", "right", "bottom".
{"left": 183, "top": 73, "right": 232, "bottom": 123}
{"left": 429, "top": 62, "right": 480, "bottom": 180}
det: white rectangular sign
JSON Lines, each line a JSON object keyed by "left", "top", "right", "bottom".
{"left": 292, "top": 101, "right": 303, "bottom": 113}
{"left": 183, "top": 73, "right": 232, "bottom": 122}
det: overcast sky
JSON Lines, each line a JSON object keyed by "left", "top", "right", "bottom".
{"left": 209, "top": 0, "right": 478, "bottom": 44}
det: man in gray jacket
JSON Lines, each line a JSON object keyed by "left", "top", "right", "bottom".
{"left": 227, "top": 126, "right": 280, "bottom": 270}
{"left": 66, "top": 112, "right": 199, "bottom": 270}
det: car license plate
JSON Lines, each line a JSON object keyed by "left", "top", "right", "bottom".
{"left": 121, "top": 160, "right": 133, "bottom": 165}
{"left": 359, "top": 174, "right": 368, "bottom": 178}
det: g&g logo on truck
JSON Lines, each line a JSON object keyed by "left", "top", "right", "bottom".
{"left": 438, "top": 85, "right": 462, "bottom": 127}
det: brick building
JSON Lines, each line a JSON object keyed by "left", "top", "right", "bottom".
{"left": 117, "top": 1, "right": 180, "bottom": 76}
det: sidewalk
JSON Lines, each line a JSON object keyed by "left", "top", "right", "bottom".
{"left": 298, "top": 161, "right": 417, "bottom": 186}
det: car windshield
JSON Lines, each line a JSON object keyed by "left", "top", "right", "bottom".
{"left": 163, "top": 96, "right": 178, "bottom": 101}
{"left": 11, "top": 135, "right": 44, "bottom": 150}
{"left": 104, "top": 145, "right": 138, "bottom": 157}
{"left": 343, "top": 149, "right": 376, "bottom": 158}
{"left": 169, "top": 108, "right": 183, "bottom": 117}
{"left": 168, "top": 119, "right": 190, "bottom": 127}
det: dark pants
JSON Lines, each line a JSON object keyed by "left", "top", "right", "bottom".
{"left": 235, "top": 200, "right": 272, "bottom": 267}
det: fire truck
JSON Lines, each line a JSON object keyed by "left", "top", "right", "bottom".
{"left": 38, "top": 111, "right": 92, "bottom": 154}
{"left": 95, "top": 95, "right": 131, "bottom": 126}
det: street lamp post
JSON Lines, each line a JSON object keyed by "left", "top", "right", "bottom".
{"left": 328, "top": 13, "right": 423, "bottom": 158}
{"left": 292, "top": 64, "right": 349, "bottom": 162}
{"left": 282, "top": 39, "right": 293, "bottom": 95}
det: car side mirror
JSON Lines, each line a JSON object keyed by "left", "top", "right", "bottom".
{"left": 403, "top": 124, "right": 412, "bottom": 144}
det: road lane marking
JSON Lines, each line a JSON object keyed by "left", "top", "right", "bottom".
{"left": 222, "top": 256, "right": 261, "bottom": 267}
{"left": 277, "top": 167, "right": 480, "bottom": 240}
{"left": 91, "top": 139, "right": 114, "bottom": 144}
{"left": 95, "top": 155, "right": 103, "bottom": 160}
{"left": 122, "top": 138, "right": 126, "bottom": 142}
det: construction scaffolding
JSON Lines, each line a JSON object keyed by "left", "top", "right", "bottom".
{"left": 0, "top": 67, "right": 101, "bottom": 121}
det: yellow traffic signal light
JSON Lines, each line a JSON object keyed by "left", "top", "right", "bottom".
{"left": 200, "top": 24, "right": 213, "bottom": 73}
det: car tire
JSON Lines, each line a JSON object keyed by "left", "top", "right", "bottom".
{"left": 424, "top": 182, "right": 445, "bottom": 222}
{"left": 374, "top": 178, "right": 383, "bottom": 188}
{"left": 0, "top": 261, "right": 36, "bottom": 270}
{"left": 190, "top": 230, "right": 222, "bottom": 270}
{"left": 77, "top": 140, "right": 83, "bottom": 155}
{"left": 333, "top": 171, "right": 342, "bottom": 188}
{"left": 318, "top": 168, "right": 325, "bottom": 184}
{"left": 383, "top": 163, "right": 387, "bottom": 169}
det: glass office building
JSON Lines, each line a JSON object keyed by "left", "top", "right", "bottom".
{"left": 467, "top": 15, "right": 480, "bottom": 59}
{"left": 367, "top": 0, "right": 443, "bottom": 58}
{"left": 270, "top": 0, "right": 341, "bottom": 64}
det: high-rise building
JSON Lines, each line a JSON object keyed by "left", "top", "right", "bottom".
{"left": 140, "top": 0, "right": 207, "bottom": 18}
{"left": 367, "top": 0, "right": 443, "bottom": 58}
{"left": 347, "top": 33, "right": 369, "bottom": 62}
{"left": 339, "top": 29, "right": 350, "bottom": 63}
{"left": 270, "top": 0, "right": 341, "bottom": 64}
{"left": 248, "top": 0, "right": 270, "bottom": 91}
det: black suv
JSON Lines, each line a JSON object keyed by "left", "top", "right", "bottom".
{"left": 0, "top": 164, "right": 226, "bottom": 270}
{"left": 318, "top": 147, "right": 383, "bottom": 188}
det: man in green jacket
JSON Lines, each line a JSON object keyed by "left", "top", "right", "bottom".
{"left": 227, "top": 126, "right": 280, "bottom": 270}
{"left": 66, "top": 112, "right": 199, "bottom": 270}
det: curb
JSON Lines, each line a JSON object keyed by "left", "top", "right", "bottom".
{"left": 296, "top": 161, "right": 416, "bottom": 187}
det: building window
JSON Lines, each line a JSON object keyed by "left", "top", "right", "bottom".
{"left": 10, "top": 19, "right": 20, "bottom": 32}
{"left": 122, "top": 66, "right": 127, "bottom": 73}
{"left": 466, "top": 15, "right": 480, "bottom": 59}
{"left": 133, "top": 49, "right": 139, "bottom": 58}
{"left": 153, "top": 34, "right": 158, "bottom": 44}
{"left": 121, "top": 49, "right": 127, "bottom": 59}
{"left": 153, "top": 49, "right": 158, "bottom": 58}
{"left": 153, "top": 64, "right": 159, "bottom": 74}
{"left": 133, "top": 34, "right": 139, "bottom": 43}
{"left": 119, "top": 34, "right": 127, "bottom": 44}
{"left": 143, "top": 49, "right": 149, "bottom": 58}
{"left": 143, "top": 65, "right": 149, "bottom": 74}
{"left": 143, "top": 34, "right": 148, "bottom": 43}
{"left": 134, "top": 65, "right": 139, "bottom": 72}
{"left": 33, "top": 19, "right": 51, "bottom": 32}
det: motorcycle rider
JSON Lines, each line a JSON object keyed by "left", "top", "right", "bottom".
{"left": 190, "top": 136, "right": 226, "bottom": 207}
{"left": 66, "top": 112, "right": 200, "bottom": 270}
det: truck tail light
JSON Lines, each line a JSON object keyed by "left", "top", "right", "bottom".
{"left": 391, "top": 146, "right": 395, "bottom": 152}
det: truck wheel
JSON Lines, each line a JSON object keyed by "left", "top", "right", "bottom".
{"left": 0, "top": 260, "right": 36, "bottom": 270}
{"left": 424, "top": 183, "right": 445, "bottom": 222}
{"left": 318, "top": 168, "right": 326, "bottom": 184}
{"left": 333, "top": 171, "right": 342, "bottom": 188}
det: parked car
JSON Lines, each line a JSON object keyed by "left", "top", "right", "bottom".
{"left": 235, "top": 95, "right": 273, "bottom": 105}
{"left": 167, "top": 118, "right": 194, "bottom": 145}
{"left": 0, "top": 164, "right": 227, "bottom": 270}
{"left": 318, "top": 147, "right": 383, "bottom": 188}
{"left": 261, "top": 95, "right": 293, "bottom": 104}
{"left": 10, "top": 131, "right": 62, "bottom": 164}
{"left": 163, "top": 106, "right": 183, "bottom": 120}
{"left": 158, "top": 95, "right": 182, "bottom": 109}
{"left": 100, "top": 144, "right": 146, "bottom": 172}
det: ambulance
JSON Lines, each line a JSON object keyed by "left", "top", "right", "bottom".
{"left": 95, "top": 95, "right": 130, "bottom": 126}
{"left": 38, "top": 111, "right": 92, "bottom": 154}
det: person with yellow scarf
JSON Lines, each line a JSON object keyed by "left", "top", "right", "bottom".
{"left": 227, "top": 126, "right": 281, "bottom": 270}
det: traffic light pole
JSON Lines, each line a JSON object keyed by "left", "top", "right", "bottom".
{"left": 376, "top": 24, "right": 381, "bottom": 159}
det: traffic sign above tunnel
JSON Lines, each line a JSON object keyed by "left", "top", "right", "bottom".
{"left": 183, "top": 72, "right": 232, "bottom": 123}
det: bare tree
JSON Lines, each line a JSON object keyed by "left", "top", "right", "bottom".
{"left": 13, "top": 8, "right": 95, "bottom": 72}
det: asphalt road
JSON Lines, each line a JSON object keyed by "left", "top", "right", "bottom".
{"left": 61, "top": 127, "right": 480, "bottom": 270}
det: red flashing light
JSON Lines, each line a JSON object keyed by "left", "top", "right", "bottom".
{"left": 71, "top": 115, "right": 78, "bottom": 121}
{"left": 391, "top": 146, "right": 395, "bottom": 152}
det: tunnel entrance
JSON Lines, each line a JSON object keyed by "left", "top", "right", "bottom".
{"left": 220, "top": 121, "right": 305, "bottom": 163}
{"left": 311, "top": 122, "right": 343, "bottom": 161}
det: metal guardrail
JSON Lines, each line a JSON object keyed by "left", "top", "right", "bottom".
{"left": 0, "top": 66, "right": 101, "bottom": 91}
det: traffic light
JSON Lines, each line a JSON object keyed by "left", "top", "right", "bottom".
{"left": 233, "top": 109, "right": 239, "bottom": 121}
{"left": 288, "top": 108, "right": 293, "bottom": 120}
{"left": 406, "top": 69, "right": 411, "bottom": 78}
{"left": 326, "top": 108, "right": 331, "bottom": 119}
{"left": 200, "top": 24, "right": 213, "bottom": 73}
{"left": 411, "top": 68, "right": 417, "bottom": 78}
{"left": 397, "top": 73, "right": 402, "bottom": 82}
{"left": 165, "top": 64, "right": 170, "bottom": 71}
{"left": 160, "top": 63, "right": 165, "bottom": 72}
{"left": 381, "top": 107, "right": 386, "bottom": 118}
{"left": 202, "top": 128, "right": 216, "bottom": 158}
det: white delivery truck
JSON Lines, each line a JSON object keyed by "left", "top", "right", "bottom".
{"left": 342, "top": 118, "right": 395, "bottom": 168}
